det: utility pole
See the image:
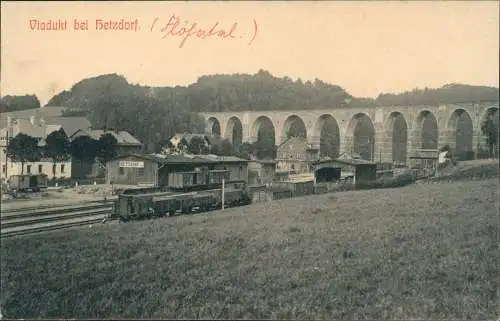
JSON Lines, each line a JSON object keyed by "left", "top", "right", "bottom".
{"left": 221, "top": 178, "right": 225, "bottom": 210}
{"left": 4, "top": 120, "right": 10, "bottom": 180}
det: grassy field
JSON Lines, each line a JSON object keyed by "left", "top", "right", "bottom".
{"left": 1, "top": 177, "right": 498, "bottom": 319}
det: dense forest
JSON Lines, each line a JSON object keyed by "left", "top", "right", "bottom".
{"left": 47, "top": 70, "right": 499, "bottom": 113}
{"left": 2, "top": 70, "right": 499, "bottom": 154}
{"left": 47, "top": 74, "right": 205, "bottom": 152}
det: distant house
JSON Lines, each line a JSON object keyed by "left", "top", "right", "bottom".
{"left": 69, "top": 129, "right": 143, "bottom": 178}
{"left": 248, "top": 157, "right": 276, "bottom": 184}
{"left": 0, "top": 116, "right": 72, "bottom": 179}
{"left": 276, "top": 137, "right": 319, "bottom": 174}
{"left": 0, "top": 106, "right": 69, "bottom": 128}
{"left": 167, "top": 133, "right": 227, "bottom": 154}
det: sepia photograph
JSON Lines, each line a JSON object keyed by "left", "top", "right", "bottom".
{"left": 0, "top": 1, "right": 498, "bottom": 319}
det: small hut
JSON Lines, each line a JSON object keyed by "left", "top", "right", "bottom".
{"left": 312, "top": 154, "right": 377, "bottom": 185}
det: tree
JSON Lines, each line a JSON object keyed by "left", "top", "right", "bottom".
{"left": 0, "top": 95, "right": 41, "bottom": 113}
{"left": 187, "top": 136, "right": 208, "bottom": 154}
{"left": 6, "top": 134, "right": 41, "bottom": 174}
{"left": 480, "top": 116, "right": 499, "bottom": 158}
{"left": 71, "top": 136, "right": 99, "bottom": 162}
{"left": 71, "top": 135, "right": 100, "bottom": 176}
{"left": 255, "top": 138, "right": 276, "bottom": 160}
{"left": 96, "top": 133, "right": 118, "bottom": 165}
{"left": 240, "top": 142, "right": 256, "bottom": 158}
{"left": 45, "top": 129, "right": 71, "bottom": 178}
{"left": 211, "top": 139, "right": 234, "bottom": 156}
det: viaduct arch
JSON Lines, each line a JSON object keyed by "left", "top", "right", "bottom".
{"left": 202, "top": 102, "right": 498, "bottom": 162}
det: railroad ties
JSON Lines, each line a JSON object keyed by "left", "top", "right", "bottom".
{"left": 0, "top": 201, "right": 114, "bottom": 238}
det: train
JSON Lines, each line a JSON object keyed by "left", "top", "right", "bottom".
{"left": 112, "top": 169, "right": 252, "bottom": 222}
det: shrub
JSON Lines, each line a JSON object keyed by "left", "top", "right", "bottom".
{"left": 356, "top": 172, "right": 416, "bottom": 190}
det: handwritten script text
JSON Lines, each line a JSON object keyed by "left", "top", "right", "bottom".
{"left": 150, "top": 15, "right": 257, "bottom": 48}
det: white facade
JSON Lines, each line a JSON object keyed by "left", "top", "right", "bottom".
{"left": 0, "top": 116, "right": 71, "bottom": 180}
{"left": 1, "top": 156, "right": 72, "bottom": 180}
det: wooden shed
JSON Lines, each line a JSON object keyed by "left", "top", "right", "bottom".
{"left": 107, "top": 153, "right": 249, "bottom": 188}
{"left": 313, "top": 157, "right": 377, "bottom": 185}
{"left": 106, "top": 154, "right": 158, "bottom": 186}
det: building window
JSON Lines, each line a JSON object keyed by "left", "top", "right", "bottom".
{"left": 239, "top": 166, "right": 243, "bottom": 177}
{"left": 38, "top": 165, "right": 43, "bottom": 173}
{"left": 119, "top": 167, "right": 125, "bottom": 175}
{"left": 2, "top": 165, "right": 5, "bottom": 173}
{"left": 26, "top": 165, "right": 32, "bottom": 174}
{"left": 137, "top": 167, "right": 145, "bottom": 176}
{"left": 60, "top": 164, "right": 65, "bottom": 173}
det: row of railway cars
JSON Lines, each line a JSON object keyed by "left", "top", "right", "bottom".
{"left": 112, "top": 169, "right": 252, "bottom": 221}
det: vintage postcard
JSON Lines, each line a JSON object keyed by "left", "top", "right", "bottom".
{"left": 0, "top": 1, "right": 498, "bottom": 319}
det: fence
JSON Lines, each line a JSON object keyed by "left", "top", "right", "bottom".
{"left": 248, "top": 172, "right": 416, "bottom": 204}
{"left": 46, "top": 177, "right": 106, "bottom": 187}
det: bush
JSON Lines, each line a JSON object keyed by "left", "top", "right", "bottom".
{"left": 431, "top": 163, "right": 499, "bottom": 182}
{"left": 356, "top": 172, "right": 416, "bottom": 190}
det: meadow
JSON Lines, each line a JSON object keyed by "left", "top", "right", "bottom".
{"left": 1, "top": 176, "right": 497, "bottom": 319}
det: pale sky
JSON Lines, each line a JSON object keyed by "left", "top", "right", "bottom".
{"left": 1, "top": 1, "right": 499, "bottom": 105}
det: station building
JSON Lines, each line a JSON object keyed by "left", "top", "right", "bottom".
{"left": 106, "top": 153, "right": 249, "bottom": 187}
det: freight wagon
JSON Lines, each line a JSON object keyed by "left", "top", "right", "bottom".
{"left": 114, "top": 187, "right": 251, "bottom": 221}
{"left": 7, "top": 174, "right": 48, "bottom": 193}
{"left": 113, "top": 169, "right": 252, "bottom": 222}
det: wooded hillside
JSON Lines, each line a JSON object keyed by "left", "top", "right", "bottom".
{"left": 3, "top": 70, "right": 498, "bottom": 153}
{"left": 0, "top": 95, "right": 41, "bottom": 113}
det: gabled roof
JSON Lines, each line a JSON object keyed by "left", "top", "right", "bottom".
{"left": 0, "top": 106, "right": 69, "bottom": 127}
{"left": 110, "top": 153, "right": 249, "bottom": 165}
{"left": 249, "top": 157, "right": 276, "bottom": 164}
{"left": 278, "top": 136, "right": 318, "bottom": 151}
{"left": 42, "top": 116, "right": 91, "bottom": 137}
{"left": 71, "top": 129, "right": 142, "bottom": 146}
{"left": 13, "top": 119, "right": 46, "bottom": 138}
{"left": 71, "top": 128, "right": 98, "bottom": 139}
{"left": 278, "top": 136, "right": 308, "bottom": 148}
{"left": 313, "top": 157, "right": 375, "bottom": 167}
{"left": 197, "top": 154, "right": 246, "bottom": 162}
{"left": 9, "top": 119, "right": 64, "bottom": 139}
{"left": 173, "top": 133, "right": 226, "bottom": 148}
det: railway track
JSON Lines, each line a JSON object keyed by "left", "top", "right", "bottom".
{"left": 1, "top": 202, "right": 114, "bottom": 238}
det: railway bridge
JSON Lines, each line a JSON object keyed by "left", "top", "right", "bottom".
{"left": 201, "top": 102, "right": 499, "bottom": 163}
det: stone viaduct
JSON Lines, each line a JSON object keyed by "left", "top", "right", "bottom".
{"left": 201, "top": 102, "right": 499, "bottom": 163}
